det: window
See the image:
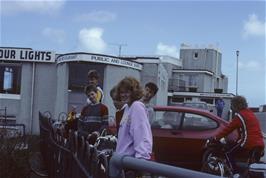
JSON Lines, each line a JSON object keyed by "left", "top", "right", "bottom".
{"left": 171, "top": 97, "right": 184, "bottom": 103}
{"left": 200, "top": 98, "right": 214, "bottom": 104}
{"left": 188, "top": 75, "right": 197, "bottom": 86}
{"left": 182, "top": 113, "right": 218, "bottom": 131}
{"left": 194, "top": 52, "right": 198, "bottom": 59}
{"left": 0, "top": 63, "right": 21, "bottom": 94}
{"left": 151, "top": 111, "right": 182, "bottom": 130}
{"left": 68, "top": 62, "right": 105, "bottom": 92}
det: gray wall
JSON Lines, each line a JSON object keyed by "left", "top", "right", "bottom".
{"left": 32, "top": 63, "right": 57, "bottom": 133}
{"left": 54, "top": 63, "right": 69, "bottom": 121}
{"left": 140, "top": 63, "right": 158, "bottom": 84}
{"left": 156, "top": 63, "right": 168, "bottom": 106}
{"left": 140, "top": 63, "right": 168, "bottom": 106}
{"left": 104, "top": 65, "right": 141, "bottom": 117}
{"left": 1, "top": 62, "right": 57, "bottom": 134}
{"left": 202, "top": 75, "right": 213, "bottom": 92}
{"left": 180, "top": 48, "right": 222, "bottom": 75}
{"left": 179, "top": 48, "right": 227, "bottom": 93}
{"left": 17, "top": 63, "right": 32, "bottom": 132}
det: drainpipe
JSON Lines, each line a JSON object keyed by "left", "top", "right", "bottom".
{"left": 30, "top": 62, "right": 36, "bottom": 134}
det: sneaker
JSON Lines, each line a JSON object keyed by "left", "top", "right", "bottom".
{"left": 233, "top": 173, "right": 240, "bottom": 178}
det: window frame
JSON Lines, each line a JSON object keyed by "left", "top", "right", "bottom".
{"left": 0, "top": 62, "right": 21, "bottom": 95}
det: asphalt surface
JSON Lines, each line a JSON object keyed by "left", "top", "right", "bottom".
{"left": 255, "top": 112, "right": 266, "bottom": 162}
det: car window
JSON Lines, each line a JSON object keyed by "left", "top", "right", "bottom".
{"left": 183, "top": 102, "right": 208, "bottom": 110}
{"left": 151, "top": 111, "right": 182, "bottom": 129}
{"left": 182, "top": 113, "right": 217, "bottom": 131}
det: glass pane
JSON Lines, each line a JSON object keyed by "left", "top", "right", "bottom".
{"left": 183, "top": 113, "right": 217, "bottom": 130}
{"left": 68, "top": 62, "right": 105, "bottom": 92}
{"left": 151, "top": 111, "right": 182, "bottom": 129}
{"left": 0, "top": 63, "right": 21, "bottom": 94}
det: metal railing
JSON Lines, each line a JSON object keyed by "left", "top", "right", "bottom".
{"left": 0, "top": 107, "right": 26, "bottom": 149}
{"left": 39, "top": 111, "right": 220, "bottom": 178}
{"left": 109, "top": 154, "right": 220, "bottom": 178}
{"left": 39, "top": 111, "right": 111, "bottom": 178}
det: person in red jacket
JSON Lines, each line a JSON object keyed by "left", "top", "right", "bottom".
{"left": 214, "top": 95, "right": 265, "bottom": 175}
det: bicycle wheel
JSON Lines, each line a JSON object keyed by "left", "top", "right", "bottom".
{"left": 201, "top": 150, "right": 233, "bottom": 177}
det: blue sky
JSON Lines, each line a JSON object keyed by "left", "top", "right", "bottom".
{"left": 0, "top": 0, "right": 265, "bottom": 107}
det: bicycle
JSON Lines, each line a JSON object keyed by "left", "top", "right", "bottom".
{"left": 201, "top": 138, "right": 264, "bottom": 178}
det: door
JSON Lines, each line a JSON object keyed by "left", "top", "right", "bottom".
{"left": 151, "top": 110, "right": 184, "bottom": 166}
{"left": 178, "top": 112, "right": 219, "bottom": 168}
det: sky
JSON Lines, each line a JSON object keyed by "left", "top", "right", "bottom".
{"left": 0, "top": 0, "right": 265, "bottom": 107}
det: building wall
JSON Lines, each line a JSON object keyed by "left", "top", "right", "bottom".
{"left": 16, "top": 63, "right": 32, "bottom": 130}
{"left": 140, "top": 63, "right": 158, "bottom": 84}
{"left": 1, "top": 62, "right": 57, "bottom": 134}
{"left": 156, "top": 63, "right": 168, "bottom": 106}
{"left": 54, "top": 63, "right": 69, "bottom": 122}
{"left": 140, "top": 62, "right": 168, "bottom": 106}
{"left": 32, "top": 63, "right": 57, "bottom": 133}
{"left": 179, "top": 48, "right": 227, "bottom": 93}
{"left": 104, "top": 65, "right": 140, "bottom": 117}
{"left": 0, "top": 47, "right": 230, "bottom": 134}
{"left": 222, "top": 76, "right": 228, "bottom": 93}
{"left": 202, "top": 74, "right": 213, "bottom": 92}
{"left": 1, "top": 60, "right": 142, "bottom": 134}
{"left": 181, "top": 48, "right": 222, "bottom": 74}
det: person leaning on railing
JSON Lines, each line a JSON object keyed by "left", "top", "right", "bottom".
{"left": 79, "top": 84, "right": 109, "bottom": 144}
{"left": 114, "top": 77, "right": 153, "bottom": 178}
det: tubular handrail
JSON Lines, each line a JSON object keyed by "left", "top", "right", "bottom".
{"left": 109, "top": 154, "right": 220, "bottom": 178}
{"left": 40, "top": 111, "right": 222, "bottom": 178}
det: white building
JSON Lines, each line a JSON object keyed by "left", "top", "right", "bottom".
{"left": 0, "top": 45, "right": 233, "bottom": 134}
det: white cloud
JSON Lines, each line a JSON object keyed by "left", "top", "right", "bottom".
{"left": 238, "top": 60, "right": 263, "bottom": 71}
{"left": 155, "top": 42, "right": 179, "bottom": 58}
{"left": 242, "top": 14, "right": 265, "bottom": 38}
{"left": 42, "top": 27, "right": 66, "bottom": 44}
{"left": 78, "top": 27, "right": 107, "bottom": 53}
{"left": 75, "top": 10, "right": 116, "bottom": 23}
{"left": 1, "top": 0, "right": 65, "bottom": 15}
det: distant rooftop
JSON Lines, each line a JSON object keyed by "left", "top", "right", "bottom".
{"left": 121, "top": 55, "right": 182, "bottom": 66}
{"left": 180, "top": 43, "right": 221, "bottom": 52}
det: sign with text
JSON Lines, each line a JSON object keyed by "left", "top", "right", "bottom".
{"left": 57, "top": 53, "right": 142, "bottom": 70}
{"left": 0, "top": 48, "right": 55, "bottom": 63}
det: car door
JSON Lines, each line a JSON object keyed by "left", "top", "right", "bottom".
{"left": 151, "top": 110, "right": 184, "bottom": 166}
{"left": 178, "top": 112, "right": 219, "bottom": 169}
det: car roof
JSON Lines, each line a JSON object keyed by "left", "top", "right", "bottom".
{"left": 153, "top": 105, "right": 228, "bottom": 124}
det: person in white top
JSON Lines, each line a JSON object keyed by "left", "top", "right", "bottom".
{"left": 140, "top": 82, "right": 158, "bottom": 123}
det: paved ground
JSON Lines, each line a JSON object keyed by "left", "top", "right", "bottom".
{"left": 255, "top": 112, "right": 266, "bottom": 162}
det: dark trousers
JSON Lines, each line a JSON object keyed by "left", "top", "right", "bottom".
{"left": 217, "top": 109, "right": 223, "bottom": 117}
{"left": 225, "top": 143, "right": 250, "bottom": 174}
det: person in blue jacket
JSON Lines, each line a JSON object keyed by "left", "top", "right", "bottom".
{"left": 215, "top": 97, "right": 225, "bottom": 117}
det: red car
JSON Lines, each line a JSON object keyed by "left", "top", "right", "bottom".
{"left": 151, "top": 105, "right": 237, "bottom": 170}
